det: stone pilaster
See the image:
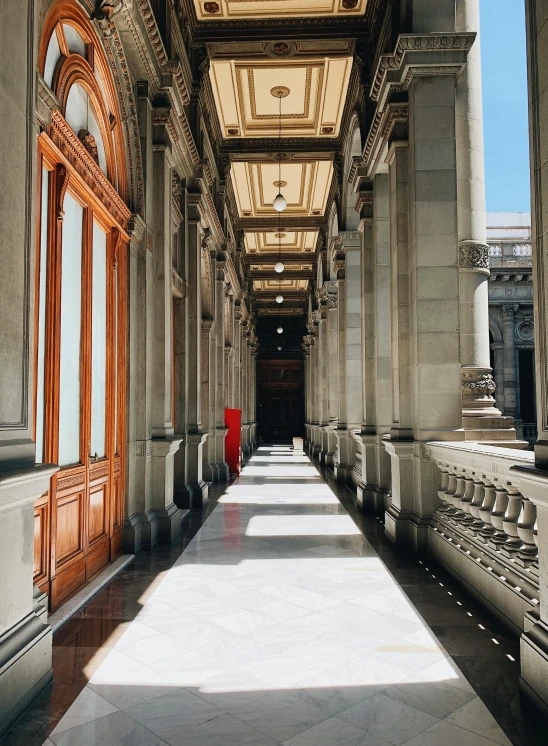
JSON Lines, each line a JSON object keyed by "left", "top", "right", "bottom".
{"left": 201, "top": 318, "right": 216, "bottom": 481}
{"left": 213, "top": 253, "right": 229, "bottom": 479}
{"left": 123, "top": 214, "right": 158, "bottom": 551}
{"left": 334, "top": 232, "right": 362, "bottom": 482}
{"left": 149, "top": 108, "right": 183, "bottom": 539}
{"left": 502, "top": 304, "right": 519, "bottom": 417}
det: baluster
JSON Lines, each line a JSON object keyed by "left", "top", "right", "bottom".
{"left": 478, "top": 483, "right": 497, "bottom": 542}
{"left": 449, "top": 474, "right": 467, "bottom": 522}
{"left": 459, "top": 477, "right": 475, "bottom": 525}
{"left": 500, "top": 488, "right": 523, "bottom": 556}
{"left": 441, "top": 472, "right": 458, "bottom": 514}
{"left": 515, "top": 500, "right": 538, "bottom": 568}
{"left": 488, "top": 485, "right": 510, "bottom": 548}
{"left": 467, "top": 480, "right": 485, "bottom": 535}
{"left": 436, "top": 468, "right": 451, "bottom": 514}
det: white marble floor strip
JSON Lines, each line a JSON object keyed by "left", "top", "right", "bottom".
{"left": 44, "top": 447, "right": 512, "bottom": 746}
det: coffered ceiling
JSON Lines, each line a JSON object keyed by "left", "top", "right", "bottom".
{"left": 231, "top": 159, "right": 333, "bottom": 218}
{"left": 244, "top": 231, "right": 318, "bottom": 253}
{"left": 209, "top": 57, "right": 352, "bottom": 139}
{"left": 253, "top": 278, "right": 309, "bottom": 292}
{"left": 194, "top": 0, "right": 367, "bottom": 22}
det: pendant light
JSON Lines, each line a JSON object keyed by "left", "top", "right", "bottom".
{"left": 276, "top": 294, "right": 284, "bottom": 304}
{"left": 277, "top": 326, "right": 283, "bottom": 334}
{"left": 272, "top": 87, "right": 287, "bottom": 212}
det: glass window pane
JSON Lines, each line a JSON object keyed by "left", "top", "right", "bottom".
{"left": 35, "top": 166, "right": 49, "bottom": 463}
{"left": 43, "top": 29, "right": 61, "bottom": 88}
{"left": 62, "top": 23, "right": 86, "bottom": 58}
{"left": 91, "top": 222, "right": 107, "bottom": 458}
{"left": 58, "top": 193, "right": 83, "bottom": 466}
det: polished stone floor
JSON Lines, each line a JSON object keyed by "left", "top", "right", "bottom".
{"left": 2, "top": 446, "right": 545, "bottom": 746}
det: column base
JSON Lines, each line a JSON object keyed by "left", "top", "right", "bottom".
{"left": 334, "top": 428, "right": 356, "bottom": 483}
{"left": 319, "top": 425, "right": 337, "bottom": 466}
{"left": 0, "top": 614, "right": 53, "bottom": 738}
{"left": 521, "top": 613, "right": 548, "bottom": 718}
{"left": 155, "top": 502, "right": 186, "bottom": 544}
{"left": 123, "top": 509, "right": 159, "bottom": 552}
{"left": 214, "top": 461, "right": 230, "bottom": 481}
{"left": 0, "top": 463, "right": 58, "bottom": 738}
{"left": 178, "top": 480, "right": 209, "bottom": 508}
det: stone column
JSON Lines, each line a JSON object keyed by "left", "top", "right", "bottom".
{"left": 353, "top": 187, "right": 379, "bottom": 509}
{"left": 124, "top": 215, "right": 157, "bottom": 551}
{"left": 177, "top": 199, "right": 207, "bottom": 506}
{"left": 310, "top": 318, "right": 322, "bottom": 457}
{"left": 334, "top": 232, "right": 362, "bottom": 482}
{"left": 149, "top": 110, "right": 183, "bottom": 541}
{"left": 384, "top": 141, "right": 416, "bottom": 545}
{"left": 367, "top": 175, "right": 393, "bottom": 511}
{"left": 250, "top": 342, "right": 258, "bottom": 448}
{"left": 323, "top": 282, "right": 339, "bottom": 465}
{"left": 201, "top": 318, "right": 216, "bottom": 482}
{"left": 514, "top": 0, "right": 548, "bottom": 714}
{"left": 303, "top": 336, "right": 311, "bottom": 447}
{"left": 502, "top": 305, "right": 519, "bottom": 417}
{"left": 234, "top": 306, "right": 243, "bottom": 412}
{"left": 213, "top": 253, "right": 229, "bottom": 479}
{"left": 241, "top": 325, "right": 251, "bottom": 455}
{"left": 317, "top": 295, "right": 330, "bottom": 462}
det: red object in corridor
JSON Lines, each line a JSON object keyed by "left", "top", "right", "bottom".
{"left": 224, "top": 408, "right": 242, "bottom": 475}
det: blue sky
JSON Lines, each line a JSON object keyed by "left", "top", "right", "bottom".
{"left": 480, "top": 0, "right": 530, "bottom": 212}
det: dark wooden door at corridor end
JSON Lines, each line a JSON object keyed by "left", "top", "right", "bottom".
{"left": 258, "top": 360, "right": 304, "bottom": 442}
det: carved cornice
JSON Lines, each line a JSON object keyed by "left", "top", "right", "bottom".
{"left": 458, "top": 241, "right": 490, "bottom": 275}
{"left": 371, "top": 33, "right": 476, "bottom": 103}
{"left": 363, "top": 103, "right": 408, "bottom": 177}
{"left": 47, "top": 110, "right": 130, "bottom": 228}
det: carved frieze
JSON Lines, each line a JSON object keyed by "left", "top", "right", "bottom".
{"left": 462, "top": 373, "right": 496, "bottom": 395}
{"left": 458, "top": 242, "right": 490, "bottom": 273}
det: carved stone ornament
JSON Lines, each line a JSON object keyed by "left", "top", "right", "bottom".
{"left": 78, "top": 129, "right": 99, "bottom": 165}
{"left": 458, "top": 241, "right": 490, "bottom": 273}
{"left": 516, "top": 320, "right": 535, "bottom": 342}
{"left": 203, "top": 2, "right": 220, "bottom": 13}
{"left": 462, "top": 373, "right": 496, "bottom": 395}
{"left": 91, "top": 1, "right": 118, "bottom": 20}
{"left": 321, "top": 126, "right": 334, "bottom": 134}
{"left": 342, "top": 0, "right": 359, "bottom": 8}
{"left": 272, "top": 42, "right": 290, "bottom": 55}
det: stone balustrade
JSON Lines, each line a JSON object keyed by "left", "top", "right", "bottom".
{"left": 425, "top": 442, "right": 539, "bottom": 633}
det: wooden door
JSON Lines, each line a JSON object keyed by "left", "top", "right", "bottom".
{"left": 34, "top": 140, "right": 128, "bottom": 611}
{"left": 258, "top": 360, "right": 304, "bottom": 442}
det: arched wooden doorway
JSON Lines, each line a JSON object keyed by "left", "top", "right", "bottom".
{"left": 35, "top": 2, "right": 130, "bottom": 610}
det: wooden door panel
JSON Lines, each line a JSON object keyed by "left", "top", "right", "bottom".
{"left": 33, "top": 493, "right": 50, "bottom": 592}
{"left": 56, "top": 491, "right": 85, "bottom": 566}
{"left": 88, "top": 485, "right": 107, "bottom": 544}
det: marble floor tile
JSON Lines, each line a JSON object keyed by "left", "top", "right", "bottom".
{"left": 48, "top": 710, "right": 169, "bottom": 746}
{"left": 445, "top": 697, "right": 513, "bottom": 745}
{"left": 50, "top": 688, "right": 118, "bottom": 735}
{"left": 340, "top": 692, "right": 439, "bottom": 746}
{"left": 401, "top": 720, "right": 506, "bottom": 746}
{"left": 282, "top": 715, "right": 368, "bottom": 746}
{"left": 8, "top": 448, "right": 531, "bottom": 746}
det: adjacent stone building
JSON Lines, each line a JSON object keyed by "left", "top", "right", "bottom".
{"left": 487, "top": 213, "right": 536, "bottom": 444}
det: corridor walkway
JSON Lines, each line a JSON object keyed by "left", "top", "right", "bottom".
{"left": 8, "top": 447, "right": 526, "bottom": 746}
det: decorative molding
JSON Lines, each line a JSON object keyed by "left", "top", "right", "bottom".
{"left": 48, "top": 110, "right": 130, "bottom": 228}
{"left": 458, "top": 241, "right": 490, "bottom": 274}
{"left": 462, "top": 373, "right": 496, "bottom": 395}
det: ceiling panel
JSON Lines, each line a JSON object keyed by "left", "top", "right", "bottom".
{"left": 195, "top": 0, "right": 367, "bottom": 22}
{"left": 210, "top": 57, "right": 352, "bottom": 138}
{"left": 244, "top": 231, "right": 318, "bottom": 253}
{"left": 253, "top": 278, "right": 309, "bottom": 292}
{"left": 231, "top": 160, "right": 333, "bottom": 217}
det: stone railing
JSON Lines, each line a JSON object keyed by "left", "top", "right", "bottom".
{"left": 425, "top": 442, "right": 539, "bottom": 632}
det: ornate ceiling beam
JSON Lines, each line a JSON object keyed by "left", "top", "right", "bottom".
{"left": 243, "top": 252, "right": 316, "bottom": 264}
{"left": 248, "top": 269, "right": 314, "bottom": 280}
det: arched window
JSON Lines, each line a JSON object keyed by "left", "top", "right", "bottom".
{"left": 34, "top": 1, "right": 130, "bottom": 610}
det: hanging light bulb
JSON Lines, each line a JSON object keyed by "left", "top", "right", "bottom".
{"left": 273, "top": 192, "right": 287, "bottom": 212}
{"left": 277, "top": 326, "right": 283, "bottom": 334}
{"left": 277, "top": 346, "right": 282, "bottom": 351}
{"left": 276, "top": 294, "right": 284, "bottom": 304}
{"left": 275, "top": 260, "right": 285, "bottom": 273}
